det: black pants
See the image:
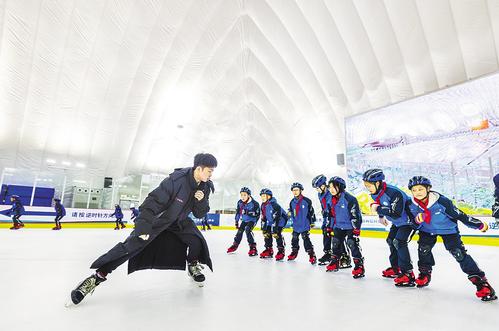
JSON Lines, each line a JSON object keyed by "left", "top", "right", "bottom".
{"left": 418, "top": 231, "right": 484, "bottom": 277}
{"left": 115, "top": 218, "right": 125, "bottom": 227}
{"left": 96, "top": 222, "right": 203, "bottom": 274}
{"left": 291, "top": 231, "right": 313, "bottom": 252}
{"left": 54, "top": 215, "right": 63, "bottom": 226}
{"left": 12, "top": 215, "right": 22, "bottom": 225}
{"left": 321, "top": 224, "right": 332, "bottom": 252}
{"left": 332, "top": 228, "right": 362, "bottom": 261}
{"left": 201, "top": 217, "right": 211, "bottom": 230}
{"left": 234, "top": 221, "right": 255, "bottom": 245}
{"left": 262, "top": 226, "right": 285, "bottom": 248}
{"left": 386, "top": 225, "right": 414, "bottom": 272}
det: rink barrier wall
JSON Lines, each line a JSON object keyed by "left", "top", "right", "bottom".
{"left": 1, "top": 206, "right": 498, "bottom": 246}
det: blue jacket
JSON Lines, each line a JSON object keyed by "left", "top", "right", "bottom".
{"left": 130, "top": 208, "right": 139, "bottom": 220}
{"left": 289, "top": 195, "right": 316, "bottom": 233}
{"left": 407, "top": 192, "right": 484, "bottom": 235}
{"left": 371, "top": 183, "right": 410, "bottom": 227}
{"left": 329, "top": 192, "right": 362, "bottom": 230}
{"left": 55, "top": 202, "right": 66, "bottom": 217}
{"left": 317, "top": 190, "right": 332, "bottom": 225}
{"left": 9, "top": 200, "right": 25, "bottom": 216}
{"left": 261, "top": 197, "right": 287, "bottom": 229}
{"left": 235, "top": 198, "right": 260, "bottom": 223}
{"left": 111, "top": 206, "right": 124, "bottom": 219}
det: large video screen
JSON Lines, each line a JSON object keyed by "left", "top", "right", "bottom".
{"left": 345, "top": 72, "right": 499, "bottom": 216}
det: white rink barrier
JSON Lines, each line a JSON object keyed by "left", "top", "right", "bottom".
{"left": 0, "top": 205, "right": 131, "bottom": 223}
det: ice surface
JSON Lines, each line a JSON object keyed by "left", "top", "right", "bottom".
{"left": 1, "top": 229, "right": 498, "bottom": 331}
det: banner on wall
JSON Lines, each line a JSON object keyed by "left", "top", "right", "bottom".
{"left": 0, "top": 204, "right": 221, "bottom": 226}
{"left": 0, "top": 205, "right": 131, "bottom": 223}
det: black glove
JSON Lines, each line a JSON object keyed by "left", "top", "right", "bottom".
{"left": 134, "top": 214, "right": 154, "bottom": 238}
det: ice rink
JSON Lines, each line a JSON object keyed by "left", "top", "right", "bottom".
{"left": 1, "top": 228, "right": 498, "bottom": 331}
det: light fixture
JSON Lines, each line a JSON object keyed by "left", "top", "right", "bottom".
{"left": 76, "top": 162, "right": 85, "bottom": 168}
{"left": 46, "top": 159, "right": 56, "bottom": 164}
{"left": 62, "top": 161, "right": 71, "bottom": 166}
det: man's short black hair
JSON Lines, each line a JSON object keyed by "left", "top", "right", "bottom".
{"left": 194, "top": 153, "right": 218, "bottom": 168}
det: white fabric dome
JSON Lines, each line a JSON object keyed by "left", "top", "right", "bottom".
{"left": 1, "top": 0, "right": 499, "bottom": 189}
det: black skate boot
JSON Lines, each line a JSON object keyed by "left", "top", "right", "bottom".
{"left": 468, "top": 274, "right": 497, "bottom": 302}
{"left": 318, "top": 251, "right": 332, "bottom": 265}
{"left": 67, "top": 272, "right": 107, "bottom": 307}
{"left": 188, "top": 261, "right": 205, "bottom": 287}
{"left": 339, "top": 253, "right": 352, "bottom": 269}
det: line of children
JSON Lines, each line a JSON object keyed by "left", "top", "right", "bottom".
{"left": 53, "top": 198, "right": 66, "bottom": 230}
{"left": 110, "top": 204, "right": 126, "bottom": 230}
{"left": 226, "top": 170, "right": 496, "bottom": 301}
{"left": 227, "top": 187, "right": 260, "bottom": 256}
{"left": 325, "top": 176, "right": 365, "bottom": 278}
{"left": 288, "top": 183, "right": 317, "bottom": 264}
{"left": 8, "top": 195, "right": 25, "bottom": 230}
{"left": 259, "top": 188, "right": 288, "bottom": 260}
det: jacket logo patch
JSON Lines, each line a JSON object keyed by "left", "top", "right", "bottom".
{"left": 175, "top": 197, "right": 184, "bottom": 203}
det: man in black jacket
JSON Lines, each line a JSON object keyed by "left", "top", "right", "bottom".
{"left": 67, "top": 153, "right": 217, "bottom": 306}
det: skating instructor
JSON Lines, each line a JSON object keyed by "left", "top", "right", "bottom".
{"left": 68, "top": 153, "right": 217, "bottom": 306}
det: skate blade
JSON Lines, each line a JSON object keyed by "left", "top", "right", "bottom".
{"left": 340, "top": 265, "right": 352, "bottom": 269}
{"left": 318, "top": 262, "right": 329, "bottom": 266}
{"left": 416, "top": 284, "right": 430, "bottom": 288}
{"left": 64, "top": 297, "right": 77, "bottom": 308}
{"left": 481, "top": 295, "right": 497, "bottom": 302}
{"left": 353, "top": 275, "right": 365, "bottom": 279}
{"left": 326, "top": 269, "right": 339, "bottom": 273}
{"left": 395, "top": 283, "right": 416, "bottom": 288}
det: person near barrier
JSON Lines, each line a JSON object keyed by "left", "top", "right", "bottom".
{"left": 53, "top": 198, "right": 66, "bottom": 230}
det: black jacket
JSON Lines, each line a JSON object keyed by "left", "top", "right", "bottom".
{"left": 126, "top": 167, "right": 214, "bottom": 272}
{"left": 134, "top": 167, "right": 213, "bottom": 236}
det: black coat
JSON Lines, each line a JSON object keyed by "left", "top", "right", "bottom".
{"left": 91, "top": 167, "right": 214, "bottom": 274}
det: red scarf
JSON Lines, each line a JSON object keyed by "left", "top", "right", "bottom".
{"left": 330, "top": 195, "right": 340, "bottom": 226}
{"left": 239, "top": 200, "right": 248, "bottom": 216}
{"left": 262, "top": 201, "right": 269, "bottom": 219}
{"left": 371, "top": 182, "right": 387, "bottom": 207}
{"left": 320, "top": 195, "right": 327, "bottom": 211}
{"left": 414, "top": 197, "right": 432, "bottom": 224}
{"left": 294, "top": 195, "right": 304, "bottom": 217}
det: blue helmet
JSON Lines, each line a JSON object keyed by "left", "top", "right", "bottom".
{"left": 312, "top": 175, "right": 327, "bottom": 188}
{"left": 54, "top": 198, "right": 61, "bottom": 202}
{"left": 260, "top": 188, "right": 273, "bottom": 196}
{"left": 240, "top": 187, "right": 252, "bottom": 195}
{"left": 11, "top": 195, "right": 20, "bottom": 200}
{"left": 362, "top": 169, "right": 385, "bottom": 182}
{"left": 408, "top": 176, "right": 432, "bottom": 190}
{"left": 328, "top": 176, "right": 346, "bottom": 190}
{"left": 290, "top": 182, "right": 304, "bottom": 191}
